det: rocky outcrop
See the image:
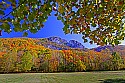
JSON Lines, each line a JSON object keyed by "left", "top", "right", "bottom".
{"left": 46, "top": 36, "right": 84, "bottom": 49}
{"left": 47, "top": 36, "right": 68, "bottom": 45}
{"left": 93, "top": 45, "right": 112, "bottom": 52}
{"left": 66, "top": 40, "right": 84, "bottom": 49}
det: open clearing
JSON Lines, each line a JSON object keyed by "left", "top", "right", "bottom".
{"left": 0, "top": 71, "right": 125, "bottom": 83}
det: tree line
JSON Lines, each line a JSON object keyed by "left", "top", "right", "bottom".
{"left": 0, "top": 38, "right": 125, "bottom": 73}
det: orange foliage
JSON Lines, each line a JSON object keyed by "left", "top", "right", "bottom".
{"left": 0, "top": 52, "right": 6, "bottom": 58}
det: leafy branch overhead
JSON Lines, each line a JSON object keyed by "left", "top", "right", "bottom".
{"left": 0, "top": 0, "right": 125, "bottom": 45}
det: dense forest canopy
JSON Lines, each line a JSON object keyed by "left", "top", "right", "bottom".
{"left": 0, "top": 38, "right": 125, "bottom": 73}
{"left": 0, "top": 0, "right": 125, "bottom": 45}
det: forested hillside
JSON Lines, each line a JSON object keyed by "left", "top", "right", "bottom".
{"left": 0, "top": 38, "right": 125, "bottom": 73}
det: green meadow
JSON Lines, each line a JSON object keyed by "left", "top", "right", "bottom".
{"left": 0, "top": 71, "right": 125, "bottom": 83}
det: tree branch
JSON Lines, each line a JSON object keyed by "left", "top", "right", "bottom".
{"left": 1, "top": 0, "right": 26, "bottom": 19}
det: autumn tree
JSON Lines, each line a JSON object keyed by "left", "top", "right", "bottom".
{"left": 0, "top": 0, "right": 125, "bottom": 45}
{"left": 110, "top": 52, "right": 123, "bottom": 70}
{"left": 1, "top": 49, "right": 17, "bottom": 73}
{"left": 20, "top": 51, "right": 33, "bottom": 72}
{"left": 62, "top": 50, "right": 86, "bottom": 71}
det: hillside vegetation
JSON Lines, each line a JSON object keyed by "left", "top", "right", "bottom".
{"left": 0, "top": 38, "right": 125, "bottom": 73}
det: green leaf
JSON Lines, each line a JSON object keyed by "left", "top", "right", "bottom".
{"left": 88, "top": 13, "right": 93, "bottom": 18}
{"left": 0, "top": 25, "right": 2, "bottom": 30}
{"left": 84, "top": 39, "right": 88, "bottom": 43}
{"left": 22, "top": 23, "right": 28, "bottom": 30}
{"left": 7, "top": 18, "right": 12, "bottom": 22}
{"left": 33, "top": 22, "right": 37, "bottom": 26}
{"left": 3, "top": 22, "right": 10, "bottom": 29}
{"left": 63, "top": 25, "right": 69, "bottom": 31}
{"left": 72, "top": 29, "right": 78, "bottom": 34}
{"left": 57, "top": 15, "right": 62, "bottom": 20}
{"left": 58, "top": 5, "right": 65, "bottom": 14}
{"left": 13, "top": 22, "right": 21, "bottom": 31}
{"left": 8, "top": 0, "right": 16, "bottom": 3}
{"left": 39, "top": 16, "right": 47, "bottom": 23}
{"left": 28, "top": 14, "right": 34, "bottom": 21}
{"left": 85, "top": 28, "right": 90, "bottom": 34}
{"left": 0, "top": 10, "right": 4, "bottom": 15}
{"left": 23, "top": 32, "right": 28, "bottom": 36}
{"left": 37, "top": 26, "right": 41, "bottom": 30}
{"left": 63, "top": 25, "right": 70, "bottom": 34}
{"left": 103, "top": 38, "right": 108, "bottom": 44}
{"left": 2, "top": 22, "right": 11, "bottom": 33}
{"left": 14, "top": 27, "right": 22, "bottom": 32}
{"left": 29, "top": 28, "right": 37, "bottom": 33}
{"left": 91, "top": 23, "right": 96, "bottom": 27}
{"left": 114, "top": 40, "right": 120, "bottom": 45}
{"left": 23, "top": 11, "right": 28, "bottom": 15}
{"left": 82, "top": 32, "right": 85, "bottom": 35}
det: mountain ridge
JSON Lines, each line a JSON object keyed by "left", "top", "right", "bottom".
{"left": 1, "top": 36, "right": 125, "bottom": 54}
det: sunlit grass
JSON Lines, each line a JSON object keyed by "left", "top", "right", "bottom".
{"left": 0, "top": 71, "right": 125, "bottom": 83}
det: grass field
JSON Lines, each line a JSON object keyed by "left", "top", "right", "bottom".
{"left": 0, "top": 71, "right": 125, "bottom": 83}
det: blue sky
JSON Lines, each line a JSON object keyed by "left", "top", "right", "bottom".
{"left": 0, "top": 11, "right": 98, "bottom": 48}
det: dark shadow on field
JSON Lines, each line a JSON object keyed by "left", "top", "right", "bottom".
{"left": 99, "top": 79, "right": 125, "bottom": 83}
